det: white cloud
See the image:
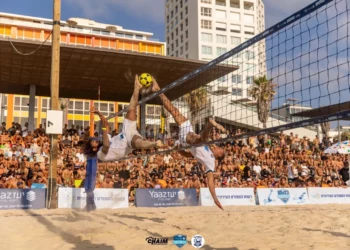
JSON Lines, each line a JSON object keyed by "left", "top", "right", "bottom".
{"left": 63, "top": 0, "right": 165, "bottom": 24}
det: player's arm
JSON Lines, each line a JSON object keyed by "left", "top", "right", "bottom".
{"left": 206, "top": 171, "right": 224, "bottom": 210}
{"left": 91, "top": 106, "right": 110, "bottom": 154}
{"left": 178, "top": 150, "right": 193, "bottom": 158}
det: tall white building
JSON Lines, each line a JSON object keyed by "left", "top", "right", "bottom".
{"left": 165, "top": 0, "right": 266, "bottom": 100}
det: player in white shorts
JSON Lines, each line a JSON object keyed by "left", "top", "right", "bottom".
{"left": 151, "top": 78, "right": 226, "bottom": 210}
{"left": 88, "top": 75, "right": 163, "bottom": 162}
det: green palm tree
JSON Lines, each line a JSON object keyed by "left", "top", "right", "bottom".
{"left": 184, "top": 87, "right": 208, "bottom": 127}
{"left": 248, "top": 75, "right": 277, "bottom": 130}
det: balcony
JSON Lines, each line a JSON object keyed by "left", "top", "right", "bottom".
{"left": 230, "top": 0, "right": 240, "bottom": 9}
{"left": 216, "top": 0, "right": 226, "bottom": 7}
{"left": 244, "top": 1, "right": 254, "bottom": 11}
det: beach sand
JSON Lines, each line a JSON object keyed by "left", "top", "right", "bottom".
{"left": 0, "top": 205, "right": 349, "bottom": 250}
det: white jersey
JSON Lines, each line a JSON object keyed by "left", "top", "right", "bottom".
{"left": 175, "top": 140, "right": 215, "bottom": 173}
{"left": 97, "top": 118, "right": 142, "bottom": 162}
{"left": 97, "top": 133, "right": 132, "bottom": 162}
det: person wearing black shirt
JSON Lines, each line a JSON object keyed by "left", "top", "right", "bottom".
{"left": 118, "top": 165, "right": 130, "bottom": 180}
{"left": 113, "top": 174, "right": 123, "bottom": 188}
{"left": 243, "top": 165, "right": 251, "bottom": 180}
{"left": 339, "top": 162, "right": 349, "bottom": 185}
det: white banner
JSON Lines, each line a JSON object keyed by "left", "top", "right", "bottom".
{"left": 257, "top": 188, "right": 308, "bottom": 206}
{"left": 199, "top": 188, "right": 256, "bottom": 206}
{"left": 307, "top": 187, "right": 350, "bottom": 204}
{"left": 58, "top": 188, "right": 128, "bottom": 209}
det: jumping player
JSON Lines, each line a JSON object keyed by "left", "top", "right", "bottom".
{"left": 151, "top": 78, "right": 225, "bottom": 210}
{"left": 87, "top": 75, "right": 163, "bottom": 162}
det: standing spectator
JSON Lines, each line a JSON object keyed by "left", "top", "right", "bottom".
{"left": 339, "top": 161, "right": 349, "bottom": 186}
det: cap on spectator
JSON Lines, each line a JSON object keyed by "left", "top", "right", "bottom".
{"left": 301, "top": 172, "right": 307, "bottom": 176}
{"left": 247, "top": 178, "right": 252, "bottom": 182}
{"left": 177, "top": 178, "right": 183, "bottom": 182}
{"left": 17, "top": 181, "right": 23, "bottom": 186}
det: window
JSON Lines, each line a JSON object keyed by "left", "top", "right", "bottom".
{"left": 185, "top": 30, "right": 188, "bottom": 38}
{"left": 167, "top": 47, "right": 170, "bottom": 54}
{"left": 231, "top": 36, "right": 241, "bottom": 46}
{"left": 176, "top": 39, "right": 179, "bottom": 46}
{"left": 171, "top": 11, "right": 174, "bottom": 18}
{"left": 171, "top": 43, "right": 174, "bottom": 51}
{"left": 185, "top": 42, "right": 188, "bottom": 50}
{"left": 176, "top": 50, "right": 179, "bottom": 57}
{"left": 175, "top": 28, "right": 178, "bottom": 36}
{"left": 246, "top": 63, "right": 256, "bottom": 74}
{"left": 217, "top": 47, "right": 227, "bottom": 56}
{"left": 232, "top": 88, "right": 243, "bottom": 96}
{"left": 216, "top": 0, "right": 226, "bottom": 6}
{"left": 244, "top": 14, "right": 254, "bottom": 23}
{"left": 230, "top": 0, "right": 240, "bottom": 8}
{"left": 171, "top": 32, "right": 174, "bottom": 39}
{"left": 216, "top": 22, "right": 226, "bottom": 31}
{"left": 180, "top": 0, "right": 183, "bottom": 7}
{"left": 218, "top": 76, "right": 227, "bottom": 82}
{"left": 185, "top": 18, "right": 188, "bottom": 26}
{"left": 229, "top": 12, "right": 240, "bottom": 21}
{"left": 180, "top": 34, "right": 183, "bottom": 42}
{"left": 244, "top": 1, "right": 254, "bottom": 10}
{"left": 216, "top": 10, "right": 226, "bottom": 19}
{"left": 245, "top": 26, "right": 255, "bottom": 35}
{"left": 201, "top": 0, "right": 211, "bottom": 3}
{"left": 167, "top": 16, "right": 169, "bottom": 23}
{"left": 246, "top": 76, "right": 254, "bottom": 84}
{"left": 245, "top": 50, "right": 254, "bottom": 60}
{"left": 216, "top": 34, "right": 227, "bottom": 44}
{"left": 175, "top": 5, "right": 178, "bottom": 13}
{"left": 180, "top": 46, "right": 183, "bottom": 54}
{"left": 180, "top": 12, "right": 183, "bottom": 19}
{"left": 230, "top": 24, "right": 241, "bottom": 33}
{"left": 232, "top": 75, "right": 242, "bottom": 83}
{"left": 201, "top": 32, "right": 213, "bottom": 42}
{"left": 185, "top": 6, "right": 188, "bottom": 14}
{"left": 201, "top": 7, "right": 212, "bottom": 16}
{"left": 181, "top": 23, "right": 183, "bottom": 31}
{"left": 201, "top": 20, "right": 212, "bottom": 29}
{"left": 175, "top": 16, "right": 178, "bottom": 25}
{"left": 202, "top": 45, "right": 212, "bottom": 55}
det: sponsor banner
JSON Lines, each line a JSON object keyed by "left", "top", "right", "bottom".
{"left": 257, "top": 188, "right": 308, "bottom": 206}
{"left": 0, "top": 189, "right": 46, "bottom": 210}
{"left": 58, "top": 188, "right": 128, "bottom": 209}
{"left": 307, "top": 187, "right": 350, "bottom": 204}
{"left": 135, "top": 188, "right": 197, "bottom": 207}
{"left": 199, "top": 188, "right": 255, "bottom": 206}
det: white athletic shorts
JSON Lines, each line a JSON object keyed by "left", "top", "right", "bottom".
{"left": 190, "top": 145, "right": 215, "bottom": 173}
{"left": 122, "top": 118, "right": 142, "bottom": 148}
{"left": 179, "top": 120, "right": 194, "bottom": 146}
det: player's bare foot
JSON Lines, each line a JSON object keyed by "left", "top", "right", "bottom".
{"left": 209, "top": 118, "right": 226, "bottom": 133}
{"left": 155, "top": 140, "right": 163, "bottom": 148}
{"left": 151, "top": 77, "right": 161, "bottom": 92}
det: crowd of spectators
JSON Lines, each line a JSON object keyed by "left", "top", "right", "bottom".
{"left": 0, "top": 121, "right": 349, "bottom": 202}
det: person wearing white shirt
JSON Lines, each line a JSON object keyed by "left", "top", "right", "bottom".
{"left": 163, "top": 154, "right": 173, "bottom": 164}
{"left": 76, "top": 148, "right": 86, "bottom": 163}
{"left": 252, "top": 162, "right": 262, "bottom": 177}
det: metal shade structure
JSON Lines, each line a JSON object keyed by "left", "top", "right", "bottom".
{"left": 0, "top": 38, "right": 238, "bottom": 104}
{"left": 291, "top": 101, "right": 350, "bottom": 120}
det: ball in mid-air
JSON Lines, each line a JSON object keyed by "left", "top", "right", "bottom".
{"left": 139, "top": 73, "right": 153, "bottom": 88}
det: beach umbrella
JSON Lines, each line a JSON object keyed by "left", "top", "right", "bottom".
{"left": 324, "top": 140, "right": 350, "bottom": 154}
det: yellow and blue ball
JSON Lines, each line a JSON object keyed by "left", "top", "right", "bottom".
{"left": 139, "top": 73, "right": 153, "bottom": 88}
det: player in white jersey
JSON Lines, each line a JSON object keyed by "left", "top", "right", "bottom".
{"left": 151, "top": 78, "right": 225, "bottom": 210}
{"left": 88, "top": 75, "right": 163, "bottom": 162}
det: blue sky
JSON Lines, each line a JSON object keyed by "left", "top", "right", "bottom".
{"left": 0, "top": 0, "right": 315, "bottom": 41}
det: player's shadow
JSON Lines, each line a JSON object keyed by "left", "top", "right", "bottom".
{"left": 303, "top": 228, "right": 350, "bottom": 238}
{"left": 112, "top": 213, "right": 165, "bottom": 223}
{"left": 23, "top": 209, "right": 114, "bottom": 250}
{"left": 51, "top": 211, "right": 92, "bottom": 222}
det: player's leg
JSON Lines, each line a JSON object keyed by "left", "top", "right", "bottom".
{"left": 151, "top": 77, "right": 187, "bottom": 126}
{"left": 125, "top": 75, "right": 142, "bottom": 122}
{"left": 131, "top": 135, "right": 162, "bottom": 149}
